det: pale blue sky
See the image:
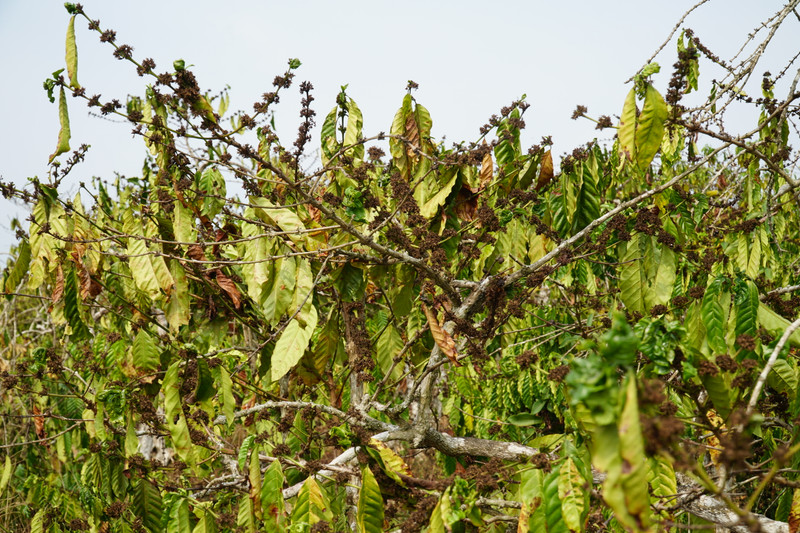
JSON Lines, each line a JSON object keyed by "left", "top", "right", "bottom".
{"left": 0, "top": 1, "right": 797, "bottom": 254}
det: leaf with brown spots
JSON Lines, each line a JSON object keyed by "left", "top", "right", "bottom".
{"left": 215, "top": 269, "right": 242, "bottom": 309}
{"left": 536, "top": 150, "right": 554, "bottom": 191}
{"left": 789, "top": 488, "right": 800, "bottom": 533}
{"left": 422, "top": 303, "right": 460, "bottom": 366}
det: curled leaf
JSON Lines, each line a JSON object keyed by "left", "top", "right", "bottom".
{"left": 480, "top": 142, "right": 493, "bottom": 189}
{"left": 536, "top": 150, "right": 554, "bottom": 191}
{"left": 66, "top": 15, "right": 80, "bottom": 89}
{"left": 422, "top": 303, "right": 460, "bottom": 366}
{"left": 48, "top": 87, "right": 71, "bottom": 163}
{"left": 215, "top": 269, "right": 242, "bottom": 309}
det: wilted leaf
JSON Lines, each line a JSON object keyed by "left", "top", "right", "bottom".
{"left": 454, "top": 185, "right": 478, "bottom": 221}
{"left": 51, "top": 263, "right": 65, "bottom": 304}
{"left": 215, "top": 269, "right": 242, "bottom": 309}
{"left": 33, "top": 406, "right": 46, "bottom": 440}
{"left": 480, "top": 141, "right": 493, "bottom": 189}
{"left": 422, "top": 303, "right": 460, "bottom": 366}
{"left": 65, "top": 15, "right": 80, "bottom": 89}
{"left": 49, "top": 87, "right": 71, "bottom": 163}
{"left": 357, "top": 466, "right": 384, "bottom": 533}
{"left": 536, "top": 150, "right": 554, "bottom": 191}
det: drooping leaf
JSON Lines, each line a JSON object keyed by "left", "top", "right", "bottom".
{"left": 701, "top": 276, "right": 726, "bottom": 354}
{"left": 49, "top": 87, "right": 71, "bottom": 163}
{"left": 618, "top": 88, "right": 637, "bottom": 163}
{"left": 219, "top": 366, "right": 235, "bottom": 428}
{"left": 3, "top": 239, "right": 31, "bottom": 295}
{"left": 65, "top": 15, "right": 80, "bottom": 88}
{"left": 536, "top": 150, "right": 554, "bottom": 191}
{"left": 788, "top": 488, "right": 800, "bottom": 533}
{"left": 558, "top": 456, "right": 586, "bottom": 532}
{"left": 634, "top": 84, "right": 668, "bottom": 170}
{"left": 126, "top": 330, "right": 161, "bottom": 381}
{"left": 262, "top": 460, "right": 286, "bottom": 531}
{"left": 422, "top": 303, "right": 460, "bottom": 366}
{"left": 132, "top": 479, "right": 163, "bottom": 533}
{"left": 163, "top": 361, "right": 196, "bottom": 465}
{"left": 357, "top": 466, "right": 384, "bottom": 533}
{"left": 271, "top": 305, "right": 318, "bottom": 382}
{"left": 367, "top": 439, "right": 412, "bottom": 487}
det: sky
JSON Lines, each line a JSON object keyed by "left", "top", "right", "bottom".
{"left": 0, "top": 0, "right": 798, "bottom": 256}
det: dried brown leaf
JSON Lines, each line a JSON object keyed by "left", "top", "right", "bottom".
{"left": 215, "top": 269, "right": 242, "bottom": 309}
{"left": 536, "top": 150, "right": 554, "bottom": 191}
{"left": 51, "top": 264, "right": 65, "bottom": 305}
{"left": 454, "top": 185, "right": 478, "bottom": 222}
{"left": 421, "top": 303, "right": 460, "bottom": 366}
{"left": 187, "top": 244, "right": 206, "bottom": 263}
{"left": 405, "top": 113, "right": 420, "bottom": 161}
{"left": 33, "top": 405, "right": 46, "bottom": 440}
{"left": 480, "top": 142, "right": 493, "bottom": 190}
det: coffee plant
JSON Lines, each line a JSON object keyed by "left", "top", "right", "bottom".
{"left": 3, "top": 2, "right": 800, "bottom": 531}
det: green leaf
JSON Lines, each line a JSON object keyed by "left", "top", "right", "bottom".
{"left": 320, "top": 106, "right": 338, "bottom": 165}
{"left": 129, "top": 330, "right": 161, "bottom": 379}
{"left": 419, "top": 168, "right": 458, "bottom": 219}
{"left": 49, "top": 87, "right": 71, "bottom": 163}
{"left": 507, "top": 413, "right": 543, "bottom": 427}
{"left": 367, "top": 439, "right": 412, "bottom": 487}
{"left": 768, "top": 358, "right": 798, "bottom": 398}
{"left": 543, "top": 467, "right": 569, "bottom": 533}
{"left": 198, "top": 167, "right": 226, "bottom": 219}
{"left": 558, "top": 457, "right": 586, "bottom": 532}
{"left": 618, "top": 88, "right": 637, "bottom": 163}
{"left": 123, "top": 210, "right": 162, "bottom": 300}
{"left": 271, "top": 305, "right": 318, "bottom": 382}
{"left": 192, "top": 508, "right": 218, "bottom": 533}
{"left": 344, "top": 98, "right": 364, "bottom": 163}
{"left": 167, "top": 497, "right": 192, "bottom": 533}
{"left": 701, "top": 276, "right": 726, "bottom": 354}
{"left": 3, "top": 239, "right": 31, "bottom": 295}
{"left": 166, "top": 259, "right": 190, "bottom": 332}
{"left": 376, "top": 323, "right": 404, "bottom": 381}
{"left": 31, "top": 509, "right": 44, "bottom": 533}
{"left": 357, "top": 466, "right": 384, "bottom": 533}
{"left": 758, "top": 303, "right": 800, "bottom": 348}
{"left": 701, "top": 373, "right": 733, "bottom": 419}
{"left": 65, "top": 15, "right": 80, "bottom": 89}
{"left": 0, "top": 456, "right": 12, "bottom": 495}
{"left": 63, "top": 268, "right": 90, "bottom": 339}
{"left": 163, "top": 361, "right": 196, "bottom": 465}
{"left": 619, "top": 233, "right": 646, "bottom": 315}
{"left": 173, "top": 201, "right": 197, "bottom": 244}
{"left": 634, "top": 84, "right": 668, "bottom": 169}
{"left": 617, "top": 375, "right": 650, "bottom": 528}
{"left": 292, "top": 477, "right": 332, "bottom": 527}
{"left": 238, "top": 435, "right": 256, "bottom": 471}
{"left": 251, "top": 198, "right": 308, "bottom": 246}
{"left": 236, "top": 494, "right": 256, "bottom": 533}
{"left": 262, "top": 460, "right": 286, "bottom": 530}
{"left": 132, "top": 479, "right": 163, "bottom": 533}
{"left": 647, "top": 457, "right": 677, "bottom": 502}
{"left": 219, "top": 366, "right": 235, "bottom": 428}
{"left": 262, "top": 256, "right": 296, "bottom": 323}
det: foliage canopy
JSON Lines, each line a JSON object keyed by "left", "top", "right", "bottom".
{"left": 4, "top": 2, "right": 800, "bottom": 532}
